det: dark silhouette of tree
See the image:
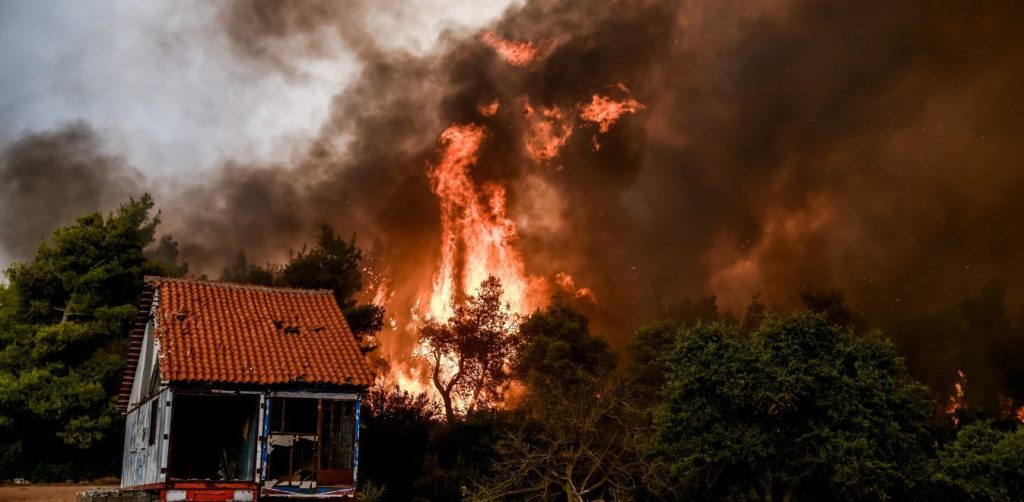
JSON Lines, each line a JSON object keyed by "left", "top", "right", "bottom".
{"left": 421, "top": 276, "right": 519, "bottom": 422}
{"left": 359, "top": 384, "right": 439, "bottom": 501}
{"left": 145, "top": 235, "right": 189, "bottom": 278}
{"left": 893, "top": 281, "right": 1024, "bottom": 415}
{"left": 514, "top": 295, "right": 616, "bottom": 392}
{"left": 626, "top": 319, "right": 679, "bottom": 402}
{"left": 217, "top": 225, "right": 384, "bottom": 338}
{"left": 799, "top": 287, "right": 866, "bottom": 331}
{"left": 473, "top": 300, "right": 653, "bottom": 501}
{"left": 219, "top": 251, "right": 273, "bottom": 286}
{"left": 277, "top": 223, "right": 384, "bottom": 337}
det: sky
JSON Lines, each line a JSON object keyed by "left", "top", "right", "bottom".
{"left": 0, "top": 0, "right": 514, "bottom": 266}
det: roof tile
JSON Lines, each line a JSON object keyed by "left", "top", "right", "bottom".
{"left": 149, "top": 277, "right": 373, "bottom": 387}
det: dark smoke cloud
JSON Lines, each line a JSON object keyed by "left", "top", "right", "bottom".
{"left": 195, "top": 0, "right": 1024, "bottom": 395}
{"left": 12, "top": 0, "right": 1020, "bottom": 404}
{"left": 0, "top": 122, "right": 145, "bottom": 263}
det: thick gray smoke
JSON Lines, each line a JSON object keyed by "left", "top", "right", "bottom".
{"left": 0, "top": 123, "right": 143, "bottom": 263}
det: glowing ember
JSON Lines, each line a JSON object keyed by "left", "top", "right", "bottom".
{"left": 523, "top": 100, "right": 573, "bottom": 162}
{"left": 425, "top": 123, "right": 538, "bottom": 321}
{"left": 482, "top": 31, "right": 537, "bottom": 67}
{"left": 1017, "top": 406, "right": 1024, "bottom": 423}
{"left": 478, "top": 99, "right": 500, "bottom": 117}
{"left": 579, "top": 93, "right": 645, "bottom": 133}
{"left": 945, "top": 369, "right": 967, "bottom": 425}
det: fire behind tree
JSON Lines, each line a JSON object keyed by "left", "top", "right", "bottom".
{"left": 2, "top": 0, "right": 1024, "bottom": 413}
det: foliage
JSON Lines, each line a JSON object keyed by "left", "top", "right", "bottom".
{"left": 421, "top": 276, "right": 519, "bottom": 422}
{"left": 626, "top": 319, "right": 679, "bottom": 402}
{"left": 279, "top": 223, "right": 364, "bottom": 308}
{"left": 277, "top": 223, "right": 384, "bottom": 336}
{"left": 220, "top": 223, "right": 385, "bottom": 337}
{"left": 360, "top": 384, "right": 439, "bottom": 501}
{"left": 656, "top": 295, "right": 722, "bottom": 327}
{"left": 514, "top": 295, "right": 616, "bottom": 392}
{"left": 418, "top": 411, "right": 509, "bottom": 501}
{"left": 145, "top": 235, "right": 189, "bottom": 278}
{"left": 799, "top": 288, "right": 867, "bottom": 332}
{"left": 649, "top": 312, "right": 934, "bottom": 500}
{"left": 357, "top": 479, "right": 387, "bottom": 502}
{"left": 933, "top": 421, "right": 1024, "bottom": 501}
{"left": 472, "top": 300, "right": 651, "bottom": 501}
{"left": 220, "top": 251, "right": 274, "bottom": 286}
{"left": 892, "top": 281, "right": 1024, "bottom": 415}
{"left": 0, "top": 195, "right": 185, "bottom": 479}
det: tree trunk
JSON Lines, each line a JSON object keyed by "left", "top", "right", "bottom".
{"left": 431, "top": 349, "right": 459, "bottom": 422}
{"left": 439, "top": 387, "right": 456, "bottom": 423}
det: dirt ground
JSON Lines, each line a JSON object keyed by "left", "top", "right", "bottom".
{"left": 0, "top": 484, "right": 117, "bottom": 502}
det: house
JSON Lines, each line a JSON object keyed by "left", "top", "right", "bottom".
{"left": 117, "top": 277, "right": 375, "bottom": 501}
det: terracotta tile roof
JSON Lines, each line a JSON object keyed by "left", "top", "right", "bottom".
{"left": 147, "top": 276, "right": 373, "bottom": 388}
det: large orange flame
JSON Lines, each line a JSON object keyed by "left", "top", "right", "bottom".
{"left": 425, "top": 123, "right": 540, "bottom": 320}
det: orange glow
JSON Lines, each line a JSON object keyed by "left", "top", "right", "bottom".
{"left": 579, "top": 94, "right": 645, "bottom": 133}
{"left": 555, "top": 272, "right": 596, "bottom": 302}
{"left": 401, "top": 122, "right": 546, "bottom": 412}
{"left": 946, "top": 370, "right": 967, "bottom": 425}
{"left": 1017, "top": 406, "right": 1024, "bottom": 423}
{"left": 425, "top": 124, "right": 541, "bottom": 321}
{"left": 477, "top": 99, "right": 500, "bottom": 117}
{"left": 482, "top": 31, "right": 537, "bottom": 67}
{"left": 523, "top": 100, "right": 573, "bottom": 162}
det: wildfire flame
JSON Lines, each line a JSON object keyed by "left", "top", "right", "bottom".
{"left": 425, "top": 123, "right": 540, "bottom": 321}
{"left": 946, "top": 369, "right": 967, "bottom": 425}
{"left": 477, "top": 99, "right": 500, "bottom": 117}
{"left": 376, "top": 35, "right": 641, "bottom": 402}
{"left": 523, "top": 100, "right": 573, "bottom": 163}
{"left": 482, "top": 31, "right": 537, "bottom": 67}
{"left": 580, "top": 93, "right": 645, "bottom": 133}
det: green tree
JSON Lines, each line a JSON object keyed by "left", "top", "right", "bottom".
{"left": 934, "top": 421, "right": 1024, "bottom": 501}
{"left": 276, "top": 223, "right": 384, "bottom": 337}
{"left": 650, "top": 312, "right": 934, "bottom": 500}
{"left": 626, "top": 319, "right": 679, "bottom": 402}
{"left": 0, "top": 195, "right": 181, "bottom": 478}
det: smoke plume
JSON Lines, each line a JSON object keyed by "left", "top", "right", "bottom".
{"left": 4, "top": 0, "right": 1023, "bottom": 406}
{"left": 0, "top": 122, "right": 144, "bottom": 263}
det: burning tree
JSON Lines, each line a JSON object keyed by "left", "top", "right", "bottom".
{"left": 420, "top": 276, "right": 520, "bottom": 422}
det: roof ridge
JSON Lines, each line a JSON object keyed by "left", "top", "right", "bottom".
{"left": 144, "top": 275, "right": 334, "bottom": 295}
